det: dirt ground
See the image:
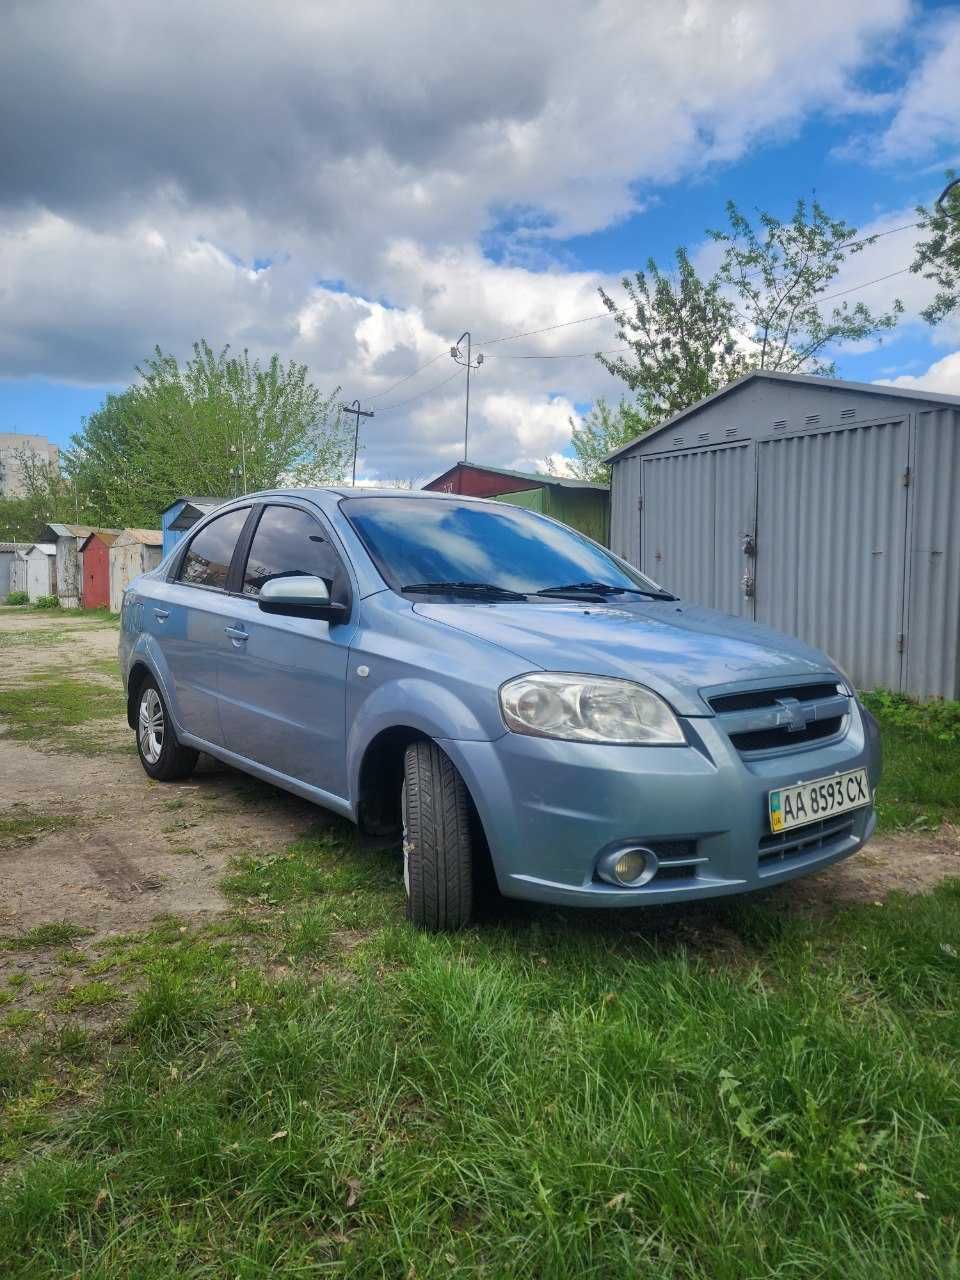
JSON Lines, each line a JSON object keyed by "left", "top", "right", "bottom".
{"left": 0, "top": 611, "right": 332, "bottom": 946}
{"left": 2, "top": 609, "right": 959, "bottom": 951}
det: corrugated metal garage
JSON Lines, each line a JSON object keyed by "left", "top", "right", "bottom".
{"left": 24, "top": 543, "right": 57, "bottom": 601}
{"left": 0, "top": 542, "right": 28, "bottom": 601}
{"left": 8, "top": 546, "right": 28, "bottom": 597}
{"left": 606, "top": 371, "right": 960, "bottom": 699}
{"left": 40, "top": 524, "right": 120, "bottom": 608}
{"left": 79, "top": 530, "right": 118, "bottom": 609}
{"left": 109, "top": 528, "right": 163, "bottom": 612}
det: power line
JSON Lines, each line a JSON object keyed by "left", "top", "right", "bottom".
{"left": 375, "top": 368, "right": 463, "bottom": 414}
{"left": 475, "top": 220, "right": 924, "bottom": 350}
{"left": 484, "top": 267, "right": 917, "bottom": 360}
{"left": 483, "top": 345, "right": 634, "bottom": 360}
{"left": 475, "top": 312, "right": 611, "bottom": 348}
{"left": 351, "top": 220, "right": 935, "bottom": 405}
{"left": 839, "top": 220, "right": 921, "bottom": 247}
{"left": 364, "top": 348, "right": 449, "bottom": 401}
{"left": 363, "top": 267, "right": 914, "bottom": 403}
{"left": 816, "top": 267, "right": 911, "bottom": 304}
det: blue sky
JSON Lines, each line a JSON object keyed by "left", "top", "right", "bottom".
{"left": 1, "top": 0, "right": 959, "bottom": 478}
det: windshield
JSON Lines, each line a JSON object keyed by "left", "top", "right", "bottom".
{"left": 341, "top": 496, "right": 669, "bottom": 598}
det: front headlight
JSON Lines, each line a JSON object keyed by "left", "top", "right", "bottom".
{"left": 499, "top": 672, "right": 684, "bottom": 745}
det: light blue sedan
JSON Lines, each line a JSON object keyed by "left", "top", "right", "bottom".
{"left": 119, "top": 488, "right": 881, "bottom": 929}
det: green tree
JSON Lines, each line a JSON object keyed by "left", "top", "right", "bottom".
{"left": 911, "top": 173, "right": 960, "bottom": 325}
{"left": 597, "top": 248, "right": 749, "bottom": 424}
{"left": 67, "top": 341, "right": 351, "bottom": 528}
{"left": 597, "top": 199, "right": 903, "bottom": 431}
{"left": 0, "top": 495, "right": 46, "bottom": 543}
{"left": 0, "top": 442, "right": 95, "bottom": 542}
{"left": 712, "top": 198, "right": 903, "bottom": 374}
{"left": 564, "top": 398, "right": 647, "bottom": 484}
{"left": 10, "top": 449, "right": 83, "bottom": 527}
{"left": 63, "top": 390, "right": 144, "bottom": 528}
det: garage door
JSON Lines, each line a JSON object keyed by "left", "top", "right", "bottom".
{"left": 755, "top": 418, "right": 909, "bottom": 691}
{"left": 904, "top": 408, "right": 960, "bottom": 698}
{"left": 640, "top": 444, "right": 754, "bottom": 615}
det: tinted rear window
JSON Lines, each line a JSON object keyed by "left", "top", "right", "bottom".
{"left": 178, "top": 507, "right": 249, "bottom": 590}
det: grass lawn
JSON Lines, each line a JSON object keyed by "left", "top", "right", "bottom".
{"left": 0, "top": 605, "right": 119, "bottom": 623}
{"left": 863, "top": 691, "right": 960, "bottom": 832}
{"left": 0, "top": 694, "right": 958, "bottom": 1276}
{"left": 0, "top": 673, "right": 125, "bottom": 751}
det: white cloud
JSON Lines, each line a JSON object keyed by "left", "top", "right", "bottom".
{"left": 875, "top": 349, "right": 960, "bottom": 395}
{"left": 0, "top": 207, "right": 625, "bottom": 475}
{"left": 875, "top": 14, "right": 960, "bottom": 163}
{"left": 0, "top": 0, "right": 922, "bottom": 477}
{"left": 0, "top": 0, "right": 908, "bottom": 247}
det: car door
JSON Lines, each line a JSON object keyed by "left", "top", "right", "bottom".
{"left": 216, "top": 501, "right": 357, "bottom": 800}
{"left": 148, "top": 505, "right": 253, "bottom": 745}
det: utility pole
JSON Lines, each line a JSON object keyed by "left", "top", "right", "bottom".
{"left": 239, "top": 423, "right": 247, "bottom": 492}
{"left": 229, "top": 444, "right": 243, "bottom": 497}
{"left": 450, "top": 332, "right": 484, "bottom": 469}
{"left": 341, "top": 400, "right": 374, "bottom": 486}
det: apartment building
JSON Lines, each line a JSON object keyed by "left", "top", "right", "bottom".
{"left": 0, "top": 432, "right": 60, "bottom": 498}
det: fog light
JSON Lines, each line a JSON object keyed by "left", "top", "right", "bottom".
{"left": 597, "top": 845, "right": 659, "bottom": 888}
{"left": 614, "top": 851, "right": 646, "bottom": 882}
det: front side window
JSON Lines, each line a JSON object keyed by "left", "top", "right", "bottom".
{"left": 242, "top": 505, "right": 342, "bottom": 596}
{"left": 342, "top": 496, "right": 668, "bottom": 597}
{"left": 178, "top": 507, "right": 249, "bottom": 590}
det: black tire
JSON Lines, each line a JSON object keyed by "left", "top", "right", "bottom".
{"left": 402, "top": 740, "right": 474, "bottom": 931}
{"left": 134, "top": 676, "right": 199, "bottom": 782}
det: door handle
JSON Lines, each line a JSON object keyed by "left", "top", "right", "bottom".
{"left": 224, "top": 625, "right": 248, "bottom": 641}
{"left": 153, "top": 608, "right": 170, "bottom": 621}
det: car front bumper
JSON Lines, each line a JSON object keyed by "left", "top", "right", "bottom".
{"left": 444, "top": 700, "right": 882, "bottom": 908}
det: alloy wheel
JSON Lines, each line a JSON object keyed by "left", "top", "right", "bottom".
{"left": 138, "top": 686, "right": 164, "bottom": 764}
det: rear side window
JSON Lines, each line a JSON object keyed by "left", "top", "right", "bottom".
{"left": 242, "top": 505, "right": 342, "bottom": 596}
{"left": 178, "top": 507, "right": 249, "bottom": 590}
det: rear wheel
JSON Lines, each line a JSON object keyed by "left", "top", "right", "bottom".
{"left": 135, "top": 677, "right": 198, "bottom": 782}
{"left": 402, "top": 740, "right": 474, "bottom": 931}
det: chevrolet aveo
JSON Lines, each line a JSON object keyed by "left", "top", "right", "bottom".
{"left": 119, "top": 488, "right": 881, "bottom": 930}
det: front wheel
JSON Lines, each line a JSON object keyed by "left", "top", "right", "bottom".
{"left": 135, "top": 677, "right": 198, "bottom": 781}
{"left": 402, "top": 740, "right": 474, "bottom": 931}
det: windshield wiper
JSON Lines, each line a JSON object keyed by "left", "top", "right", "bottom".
{"left": 536, "top": 581, "right": 678, "bottom": 601}
{"left": 401, "top": 581, "right": 526, "bottom": 600}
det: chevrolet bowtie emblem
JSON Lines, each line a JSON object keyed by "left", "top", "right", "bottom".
{"left": 776, "top": 696, "right": 810, "bottom": 732}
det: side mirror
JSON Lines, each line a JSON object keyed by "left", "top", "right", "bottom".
{"left": 257, "top": 574, "right": 348, "bottom": 621}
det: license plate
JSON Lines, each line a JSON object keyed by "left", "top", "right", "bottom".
{"left": 769, "top": 768, "right": 871, "bottom": 833}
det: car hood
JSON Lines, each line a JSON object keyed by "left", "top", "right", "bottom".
{"left": 413, "top": 599, "right": 837, "bottom": 716}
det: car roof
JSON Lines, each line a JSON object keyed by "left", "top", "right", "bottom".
{"left": 244, "top": 486, "right": 502, "bottom": 503}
